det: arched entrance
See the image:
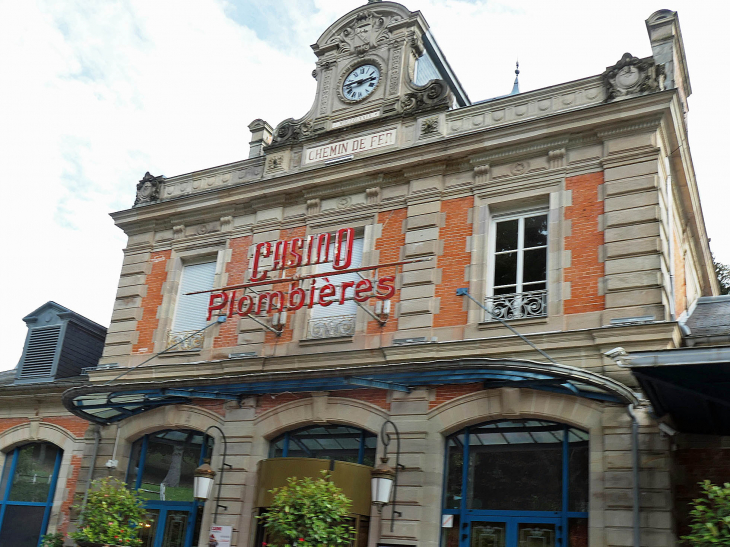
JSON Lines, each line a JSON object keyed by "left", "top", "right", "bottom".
{"left": 127, "top": 430, "right": 213, "bottom": 547}
{"left": 0, "top": 442, "right": 63, "bottom": 547}
{"left": 442, "top": 419, "right": 588, "bottom": 547}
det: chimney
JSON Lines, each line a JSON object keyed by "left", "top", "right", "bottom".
{"left": 248, "top": 119, "right": 273, "bottom": 158}
{"left": 646, "top": 10, "right": 692, "bottom": 115}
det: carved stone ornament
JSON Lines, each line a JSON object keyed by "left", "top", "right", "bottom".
{"left": 603, "top": 53, "right": 665, "bottom": 102}
{"left": 134, "top": 172, "right": 164, "bottom": 206}
{"left": 420, "top": 116, "right": 439, "bottom": 136}
{"left": 325, "top": 9, "right": 401, "bottom": 56}
{"left": 269, "top": 118, "right": 314, "bottom": 147}
{"left": 400, "top": 80, "right": 452, "bottom": 115}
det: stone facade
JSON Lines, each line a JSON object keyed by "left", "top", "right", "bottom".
{"left": 16, "top": 5, "right": 718, "bottom": 547}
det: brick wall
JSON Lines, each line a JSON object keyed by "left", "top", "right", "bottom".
{"left": 214, "top": 235, "right": 253, "bottom": 348}
{"left": 133, "top": 250, "right": 171, "bottom": 353}
{"left": 58, "top": 454, "right": 82, "bottom": 534}
{"left": 256, "top": 389, "right": 390, "bottom": 415}
{"left": 430, "top": 383, "right": 483, "bottom": 409}
{"left": 42, "top": 416, "right": 90, "bottom": 437}
{"left": 265, "top": 226, "right": 307, "bottom": 346}
{"left": 564, "top": 172, "right": 605, "bottom": 314}
{"left": 368, "top": 208, "right": 408, "bottom": 335}
{"left": 329, "top": 389, "right": 389, "bottom": 410}
{"left": 435, "top": 197, "right": 473, "bottom": 329}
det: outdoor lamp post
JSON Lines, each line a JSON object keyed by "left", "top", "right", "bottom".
{"left": 370, "top": 420, "right": 404, "bottom": 532}
{"left": 193, "top": 425, "right": 231, "bottom": 524}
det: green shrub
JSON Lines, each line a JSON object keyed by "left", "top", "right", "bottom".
{"left": 682, "top": 480, "right": 730, "bottom": 545}
{"left": 70, "top": 477, "right": 149, "bottom": 547}
{"left": 258, "top": 472, "right": 355, "bottom": 547}
{"left": 40, "top": 532, "right": 65, "bottom": 547}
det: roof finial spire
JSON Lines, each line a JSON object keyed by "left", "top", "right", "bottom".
{"left": 510, "top": 60, "right": 520, "bottom": 95}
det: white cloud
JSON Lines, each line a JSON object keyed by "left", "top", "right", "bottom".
{"left": 1, "top": 0, "right": 728, "bottom": 370}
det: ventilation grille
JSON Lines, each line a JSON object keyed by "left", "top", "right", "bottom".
{"left": 20, "top": 326, "right": 61, "bottom": 378}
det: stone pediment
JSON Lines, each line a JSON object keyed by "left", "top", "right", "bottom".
{"left": 312, "top": 2, "right": 415, "bottom": 58}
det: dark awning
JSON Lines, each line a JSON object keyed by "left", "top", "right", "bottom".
{"left": 632, "top": 362, "right": 730, "bottom": 435}
{"left": 627, "top": 347, "right": 730, "bottom": 435}
{"left": 63, "top": 357, "right": 637, "bottom": 425}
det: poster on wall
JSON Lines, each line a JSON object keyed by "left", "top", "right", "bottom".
{"left": 208, "top": 525, "right": 232, "bottom": 547}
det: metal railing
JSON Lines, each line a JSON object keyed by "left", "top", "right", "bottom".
{"left": 308, "top": 314, "right": 357, "bottom": 339}
{"left": 484, "top": 289, "right": 547, "bottom": 321}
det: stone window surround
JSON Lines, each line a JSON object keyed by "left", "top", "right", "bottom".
{"left": 158, "top": 247, "right": 227, "bottom": 355}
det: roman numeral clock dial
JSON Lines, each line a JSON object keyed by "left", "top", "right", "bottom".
{"left": 342, "top": 64, "right": 380, "bottom": 102}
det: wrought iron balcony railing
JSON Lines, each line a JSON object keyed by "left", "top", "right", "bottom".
{"left": 484, "top": 289, "right": 548, "bottom": 321}
{"left": 167, "top": 330, "right": 205, "bottom": 350}
{"left": 308, "top": 314, "right": 357, "bottom": 339}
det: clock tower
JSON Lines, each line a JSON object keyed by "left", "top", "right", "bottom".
{"left": 264, "top": 1, "right": 469, "bottom": 150}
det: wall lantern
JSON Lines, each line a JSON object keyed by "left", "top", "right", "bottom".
{"left": 371, "top": 458, "right": 396, "bottom": 507}
{"left": 370, "top": 420, "right": 404, "bottom": 531}
{"left": 193, "top": 425, "right": 231, "bottom": 523}
{"left": 194, "top": 460, "right": 216, "bottom": 501}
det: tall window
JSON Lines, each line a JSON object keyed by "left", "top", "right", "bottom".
{"left": 0, "top": 443, "right": 63, "bottom": 547}
{"left": 127, "top": 430, "right": 213, "bottom": 547}
{"left": 442, "top": 420, "right": 588, "bottom": 547}
{"left": 487, "top": 212, "right": 548, "bottom": 320}
{"left": 269, "top": 425, "right": 376, "bottom": 466}
{"left": 169, "top": 261, "right": 217, "bottom": 349}
{"left": 309, "top": 237, "right": 364, "bottom": 339}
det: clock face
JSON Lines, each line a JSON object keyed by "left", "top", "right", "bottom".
{"left": 342, "top": 64, "right": 380, "bottom": 102}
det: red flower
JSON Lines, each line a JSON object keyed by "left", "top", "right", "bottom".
{"left": 299, "top": 539, "right": 304, "bottom": 542}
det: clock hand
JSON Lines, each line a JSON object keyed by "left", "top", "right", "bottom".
{"left": 344, "top": 75, "right": 377, "bottom": 88}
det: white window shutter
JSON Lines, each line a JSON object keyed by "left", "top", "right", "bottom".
{"left": 172, "top": 262, "right": 217, "bottom": 332}
{"left": 312, "top": 238, "right": 364, "bottom": 318}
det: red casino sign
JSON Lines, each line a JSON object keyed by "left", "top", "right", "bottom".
{"left": 191, "top": 228, "right": 422, "bottom": 326}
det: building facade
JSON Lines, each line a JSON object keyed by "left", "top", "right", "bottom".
{"left": 9, "top": 3, "right": 717, "bottom": 547}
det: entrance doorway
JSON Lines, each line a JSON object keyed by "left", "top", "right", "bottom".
{"left": 128, "top": 430, "right": 212, "bottom": 547}
{"left": 441, "top": 420, "right": 589, "bottom": 547}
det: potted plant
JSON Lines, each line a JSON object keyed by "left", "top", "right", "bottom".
{"left": 682, "top": 480, "right": 730, "bottom": 545}
{"left": 258, "top": 471, "right": 355, "bottom": 547}
{"left": 70, "top": 477, "right": 149, "bottom": 547}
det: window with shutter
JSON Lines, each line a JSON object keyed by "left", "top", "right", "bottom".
{"left": 168, "top": 261, "right": 217, "bottom": 349}
{"left": 309, "top": 237, "right": 364, "bottom": 338}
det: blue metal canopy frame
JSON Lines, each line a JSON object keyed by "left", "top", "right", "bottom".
{"left": 62, "top": 358, "right": 638, "bottom": 424}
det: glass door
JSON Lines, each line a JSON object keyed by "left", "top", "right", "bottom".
{"left": 465, "top": 518, "right": 559, "bottom": 547}
{"left": 138, "top": 506, "right": 194, "bottom": 547}
{"left": 443, "top": 420, "right": 589, "bottom": 547}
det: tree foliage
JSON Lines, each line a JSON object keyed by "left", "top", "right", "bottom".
{"left": 259, "top": 472, "right": 355, "bottom": 547}
{"left": 682, "top": 480, "right": 730, "bottom": 545}
{"left": 714, "top": 255, "right": 730, "bottom": 295}
{"left": 70, "top": 477, "right": 150, "bottom": 547}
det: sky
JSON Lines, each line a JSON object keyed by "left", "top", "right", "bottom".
{"left": 1, "top": 0, "right": 728, "bottom": 371}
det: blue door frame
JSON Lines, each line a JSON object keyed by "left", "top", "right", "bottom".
{"left": 442, "top": 422, "right": 588, "bottom": 547}
{"left": 0, "top": 444, "right": 63, "bottom": 547}
{"left": 143, "top": 502, "right": 200, "bottom": 547}
{"left": 129, "top": 432, "right": 209, "bottom": 547}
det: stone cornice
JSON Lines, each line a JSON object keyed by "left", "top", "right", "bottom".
{"left": 85, "top": 322, "right": 679, "bottom": 385}
{"left": 111, "top": 91, "right": 679, "bottom": 234}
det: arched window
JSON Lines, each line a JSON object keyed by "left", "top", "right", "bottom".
{"left": 442, "top": 420, "right": 588, "bottom": 547}
{"left": 127, "top": 430, "right": 212, "bottom": 547}
{"left": 269, "top": 425, "right": 377, "bottom": 466}
{"left": 0, "top": 442, "right": 63, "bottom": 547}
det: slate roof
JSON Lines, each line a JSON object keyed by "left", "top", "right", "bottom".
{"left": 685, "top": 295, "right": 730, "bottom": 339}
